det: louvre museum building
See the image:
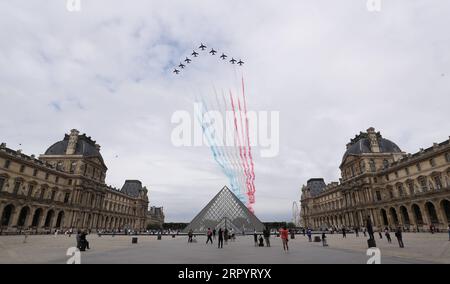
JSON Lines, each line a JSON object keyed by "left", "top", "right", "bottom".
{"left": 0, "top": 129, "right": 163, "bottom": 233}
{"left": 300, "top": 128, "right": 450, "bottom": 231}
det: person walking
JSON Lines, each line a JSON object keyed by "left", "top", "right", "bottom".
{"left": 206, "top": 228, "right": 213, "bottom": 245}
{"left": 79, "top": 231, "right": 90, "bottom": 251}
{"left": 76, "top": 230, "right": 81, "bottom": 249}
{"left": 279, "top": 226, "right": 289, "bottom": 252}
{"left": 258, "top": 235, "right": 265, "bottom": 247}
{"left": 212, "top": 229, "right": 216, "bottom": 240}
{"left": 263, "top": 227, "right": 271, "bottom": 247}
{"left": 218, "top": 228, "right": 224, "bottom": 249}
{"left": 342, "top": 227, "right": 347, "bottom": 238}
{"left": 385, "top": 227, "right": 392, "bottom": 243}
{"left": 447, "top": 224, "right": 450, "bottom": 241}
{"left": 322, "top": 232, "right": 328, "bottom": 247}
{"left": 378, "top": 229, "right": 383, "bottom": 239}
{"left": 395, "top": 227, "right": 404, "bottom": 248}
{"left": 355, "top": 227, "right": 359, "bottom": 237}
{"left": 224, "top": 228, "right": 229, "bottom": 244}
{"left": 253, "top": 230, "right": 258, "bottom": 247}
{"left": 307, "top": 228, "right": 312, "bottom": 242}
{"left": 188, "top": 229, "right": 193, "bottom": 243}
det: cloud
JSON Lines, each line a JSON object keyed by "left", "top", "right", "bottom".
{"left": 1, "top": 0, "right": 449, "bottom": 222}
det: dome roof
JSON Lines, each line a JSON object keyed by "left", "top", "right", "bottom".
{"left": 342, "top": 129, "right": 402, "bottom": 162}
{"left": 44, "top": 133, "right": 103, "bottom": 159}
{"left": 343, "top": 138, "right": 401, "bottom": 157}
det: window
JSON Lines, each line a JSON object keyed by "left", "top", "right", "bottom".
{"left": 40, "top": 188, "right": 46, "bottom": 200}
{"left": 405, "top": 167, "right": 410, "bottom": 175}
{"left": 373, "top": 177, "right": 378, "bottom": 183}
{"left": 446, "top": 152, "right": 450, "bottom": 163}
{"left": 70, "top": 162, "right": 77, "bottom": 174}
{"left": 0, "top": 178, "right": 5, "bottom": 192}
{"left": 20, "top": 165, "right": 26, "bottom": 173}
{"left": 375, "top": 191, "right": 382, "bottom": 201}
{"left": 416, "top": 163, "right": 421, "bottom": 171}
{"left": 407, "top": 181, "right": 415, "bottom": 195}
{"left": 360, "top": 161, "right": 366, "bottom": 173}
{"left": 383, "top": 160, "right": 389, "bottom": 169}
{"left": 51, "top": 190, "right": 56, "bottom": 201}
{"left": 395, "top": 171, "right": 399, "bottom": 178}
{"left": 55, "top": 176, "right": 59, "bottom": 184}
{"left": 397, "top": 184, "right": 404, "bottom": 196}
{"left": 45, "top": 173, "right": 49, "bottom": 180}
{"left": 351, "top": 166, "right": 355, "bottom": 177}
{"left": 430, "top": 159, "right": 436, "bottom": 167}
{"left": 419, "top": 177, "right": 428, "bottom": 192}
{"left": 68, "top": 179, "right": 72, "bottom": 186}
{"left": 57, "top": 161, "right": 63, "bottom": 171}
{"left": 64, "top": 193, "right": 70, "bottom": 204}
{"left": 33, "top": 169, "right": 38, "bottom": 177}
{"left": 13, "top": 181, "right": 21, "bottom": 195}
{"left": 434, "top": 175, "right": 442, "bottom": 190}
{"left": 389, "top": 188, "right": 394, "bottom": 199}
{"left": 369, "top": 160, "right": 376, "bottom": 172}
{"left": 27, "top": 185, "right": 34, "bottom": 197}
{"left": 386, "top": 174, "right": 390, "bottom": 181}
{"left": 4, "top": 160, "right": 11, "bottom": 169}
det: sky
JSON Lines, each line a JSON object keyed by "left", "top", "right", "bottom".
{"left": 0, "top": 0, "right": 449, "bottom": 222}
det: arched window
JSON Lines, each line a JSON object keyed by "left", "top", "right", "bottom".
{"left": 383, "top": 159, "right": 389, "bottom": 169}
{"left": 1, "top": 204, "right": 15, "bottom": 226}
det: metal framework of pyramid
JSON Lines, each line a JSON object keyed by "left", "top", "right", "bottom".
{"left": 184, "top": 186, "right": 265, "bottom": 233}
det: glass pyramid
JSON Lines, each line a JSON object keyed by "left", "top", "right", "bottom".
{"left": 184, "top": 186, "right": 265, "bottom": 233}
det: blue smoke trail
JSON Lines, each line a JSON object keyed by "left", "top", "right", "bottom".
{"left": 195, "top": 95, "right": 245, "bottom": 202}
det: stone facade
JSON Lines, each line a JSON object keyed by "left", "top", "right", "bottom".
{"left": 300, "top": 128, "right": 450, "bottom": 231}
{"left": 146, "top": 206, "right": 165, "bottom": 228}
{"left": 0, "top": 130, "right": 152, "bottom": 233}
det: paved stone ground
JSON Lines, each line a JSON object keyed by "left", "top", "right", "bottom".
{"left": 0, "top": 233, "right": 448, "bottom": 264}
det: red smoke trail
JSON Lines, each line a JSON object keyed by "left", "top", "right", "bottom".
{"left": 237, "top": 97, "right": 253, "bottom": 204}
{"left": 229, "top": 91, "right": 250, "bottom": 203}
{"left": 241, "top": 77, "right": 256, "bottom": 204}
{"left": 221, "top": 91, "right": 246, "bottom": 199}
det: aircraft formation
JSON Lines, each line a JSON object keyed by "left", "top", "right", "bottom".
{"left": 173, "top": 43, "right": 244, "bottom": 75}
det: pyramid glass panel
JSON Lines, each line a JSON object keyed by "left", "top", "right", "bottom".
{"left": 184, "top": 186, "right": 265, "bottom": 233}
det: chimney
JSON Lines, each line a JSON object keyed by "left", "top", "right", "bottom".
{"left": 367, "top": 127, "right": 380, "bottom": 153}
{"left": 66, "top": 129, "right": 79, "bottom": 155}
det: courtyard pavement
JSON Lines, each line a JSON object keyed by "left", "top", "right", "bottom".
{"left": 0, "top": 233, "right": 448, "bottom": 264}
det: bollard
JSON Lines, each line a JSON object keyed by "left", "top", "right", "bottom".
{"left": 132, "top": 237, "right": 138, "bottom": 244}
